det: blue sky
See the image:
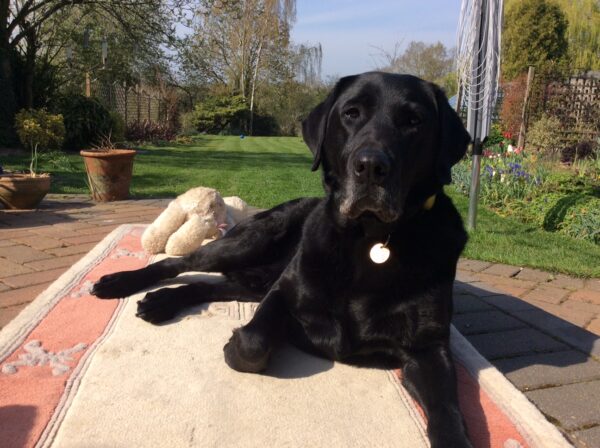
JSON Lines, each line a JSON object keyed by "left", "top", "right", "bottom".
{"left": 291, "top": 0, "right": 463, "bottom": 78}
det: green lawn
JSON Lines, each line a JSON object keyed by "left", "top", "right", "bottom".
{"left": 3, "top": 135, "right": 599, "bottom": 277}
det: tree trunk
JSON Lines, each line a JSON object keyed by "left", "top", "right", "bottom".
{"left": 0, "top": 6, "right": 18, "bottom": 145}
{"left": 249, "top": 40, "right": 263, "bottom": 136}
{"left": 24, "top": 24, "right": 37, "bottom": 109}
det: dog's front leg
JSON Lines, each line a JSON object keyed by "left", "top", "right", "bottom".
{"left": 223, "top": 287, "right": 286, "bottom": 373}
{"left": 401, "top": 343, "right": 472, "bottom": 448}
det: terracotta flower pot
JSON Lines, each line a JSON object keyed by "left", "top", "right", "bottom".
{"left": 80, "top": 149, "right": 136, "bottom": 202}
{"left": 0, "top": 173, "right": 51, "bottom": 209}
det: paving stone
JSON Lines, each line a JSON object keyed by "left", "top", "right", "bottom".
{"left": 75, "top": 225, "right": 119, "bottom": 236}
{"left": 480, "top": 264, "right": 522, "bottom": 278}
{"left": 518, "top": 308, "right": 593, "bottom": 332}
{"left": 25, "top": 254, "right": 83, "bottom": 271}
{"left": 2, "top": 267, "right": 67, "bottom": 289}
{"left": 453, "top": 310, "right": 526, "bottom": 335}
{"left": 587, "top": 318, "right": 600, "bottom": 337}
{"left": 549, "top": 275, "right": 586, "bottom": 291}
{"left": 523, "top": 285, "right": 569, "bottom": 305}
{"left": 516, "top": 268, "right": 553, "bottom": 283}
{"left": 454, "top": 281, "right": 504, "bottom": 297}
{"left": 572, "top": 425, "right": 600, "bottom": 448}
{"left": 0, "top": 282, "right": 52, "bottom": 307}
{"left": 526, "top": 380, "right": 600, "bottom": 430}
{"left": 569, "top": 289, "right": 600, "bottom": 306}
{"left": 466, "top": 328, "right": 568, "bottom": 360}
{"left": 0, "top": 304, "right": 26, "bottom": 329}
{"left": 14, "top": 235, "right": 64, "bottom": 250}
{"left": 481, "top": 294, "right": 538, "bottom": 313}
{"left": 453, "top": 293, "right": 495, "bottom": 314}
{"left": 457, "top": 259, "right": 492, "bottom": 272}
{"left": 60, "top": 234, "right": 105, "bottom": 245}
{"left": 0, "top": 257, "right": 34, "bottom": 277}
{"left": 0, "top": 282, "right": 11, "bottom": 292}
{"left": 455, "top": 270, "right": 479, "bottom": 283}
{"left": 585, "top": 279, "right": 600, "bottom": 292}
{"left": 0, "top": 244, "right": 53, "bottom": 264}
{"left": 493, "top": 350, "right": 600, "bottom": 391}
{"left": 548, "top": 326, "right": 600, "bottom": 359}
{"left": 45, "top": 243, "right": 97, "bottom": 257}
{"left": 0, "top": 229, "right": 33, "bottom": 240}
{"left": 0, "top": 239, "right": 17, "bottom": 248}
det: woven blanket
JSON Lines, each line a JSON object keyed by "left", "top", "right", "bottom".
{"left": 0, "top": 224, "right": 571, "bottom": 447}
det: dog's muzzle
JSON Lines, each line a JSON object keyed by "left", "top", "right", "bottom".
{"left": 339, "top": 149, "right": 399, "bottom": 223}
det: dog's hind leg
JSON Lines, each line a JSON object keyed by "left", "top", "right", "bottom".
{"left": 136, "top": 280, "right": 263, "bottom": 324}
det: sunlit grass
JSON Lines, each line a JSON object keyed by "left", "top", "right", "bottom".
{"left": 3, "top": 135, "right": 599, "bottom": 276}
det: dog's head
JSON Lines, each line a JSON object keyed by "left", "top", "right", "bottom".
{"left": 302, "top": 72, "right": 470, "bottom": 225}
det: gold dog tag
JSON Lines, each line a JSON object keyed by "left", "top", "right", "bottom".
{"left": 369, "top": 243, "right": 390, "bottom": 264}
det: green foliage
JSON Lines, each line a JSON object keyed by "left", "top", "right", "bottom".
{"left": 560, "top": 197, "right": 600, "bottom": 244}
{"left": 55, "top": 95, "right": 113, "bottom": 150}
{"left": 108, "top": 111, "right": 126, "bottom": 142}
{"left": 14, "top": 108, "right": 65, "bottom": 175}
{"left": 502, "top": 0, "right": 569, "bottom": 80}
{"left": 192, "top": 95, "right": 249, "bottom": 134}
{"left": 526, "top": 114, "right": 563, "bottom": 154}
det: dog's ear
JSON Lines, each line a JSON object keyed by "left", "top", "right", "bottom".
{"left": 433, "top": 86, "right": 471, "bottom": 184}
{"left": 302, "top": 75, "right": 357, "bottom": 171}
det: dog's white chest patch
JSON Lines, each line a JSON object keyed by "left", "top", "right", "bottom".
{"left": 369, "top": 243, "right": 390, "bottom": 264}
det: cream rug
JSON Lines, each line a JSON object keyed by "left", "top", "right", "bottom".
{"left": 0, "top": 225, "right": 572, "bottom": 448}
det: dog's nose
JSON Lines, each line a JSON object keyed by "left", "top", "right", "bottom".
{"left": 352, "top": 149, "right": 390, "bottom": 184}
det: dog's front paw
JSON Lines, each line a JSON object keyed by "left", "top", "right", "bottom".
{"left": 223, "top": 327, "right": 271, "bottom": 373}
{"left": 135, "top": 290, "right": 179, "bottom": 324}
{"left": 91, "top": 271, "right": 144, "bottom": 299}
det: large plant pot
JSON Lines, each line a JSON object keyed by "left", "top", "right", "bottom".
{"left": 80, "top": 149, "right": 136, "bottom": 202}
{"left": 0, "top": 173, "right": 51, "bottom": 209}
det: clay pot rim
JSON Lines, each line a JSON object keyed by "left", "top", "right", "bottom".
{"left": 80, "top": 149, "right": 136, "bottom": 158}
{"left": 0, "top": 172, "right": 51, "bottom": 179}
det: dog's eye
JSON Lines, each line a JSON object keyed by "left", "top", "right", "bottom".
{"left": 344, "top": 108, "right": 360, "bottom": 119}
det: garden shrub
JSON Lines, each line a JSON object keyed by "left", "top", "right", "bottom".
{"left": 126, "top": 120, "right": 177, "bottom": 142}
{"left": 499, "top": 74, "right": 527, "bottom": 138}
{"left": 192, "top": 95, "right": 249, "bottom": 134}
{"left": 109, "top": 111, "right": 126, "bottom": 142}
{"left": 55, "top": 95, "right": 113, "bottom": 150}
{"left": 559, "top": 197, "right": 600, "bottom": 244}
{"left": 561, "top": 140, "right": 598, "bottom": 164}
{"left": 526, "top": 114, "right": 563, "bottom": 155}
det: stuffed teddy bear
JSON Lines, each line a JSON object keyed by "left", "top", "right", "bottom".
{"left": 141, "top": 186, "right": 250, "bottom": 256}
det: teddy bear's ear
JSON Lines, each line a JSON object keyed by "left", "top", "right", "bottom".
{"left": 302, "top": 75, "right": 358, "bottom": 171}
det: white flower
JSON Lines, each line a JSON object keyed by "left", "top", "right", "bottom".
{"left": 507, "top": 144, "right": 515, "bottom": 153}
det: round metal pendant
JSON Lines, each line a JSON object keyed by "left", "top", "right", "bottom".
{"left": 369, "top": 243, "right": 390, "bottom": 264}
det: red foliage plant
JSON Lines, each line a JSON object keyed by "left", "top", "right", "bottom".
{"left": 499, "top": 73, "right": 528, "bottom": 138}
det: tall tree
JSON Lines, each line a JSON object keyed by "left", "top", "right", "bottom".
{"left": 502, "top": 0, "right": 569, "bottom": 80}
{"left": 179, "top": 0, "right": 297, "bottom": 133}
{"left": 375, "top": 40, "right": 457, "bottom": 94}
{"left": 0, "top": 0, "right": 186, "bottom": 144}
{"left": 504, "top": 0, "right": 600, "bottom": 71}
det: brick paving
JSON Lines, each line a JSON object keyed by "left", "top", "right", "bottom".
{"left": 0, "top": 195, "right": 599, "bottom": 447}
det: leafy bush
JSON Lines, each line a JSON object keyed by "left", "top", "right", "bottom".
{"left": 561, "top": 140, "right": 598, "bottom": 164}
{"left": 55, "top": 95, "right": 113, "bottom": 150}
{"left": 109, "top": 111, "right": 126, "bottom": 142}
{"left": 179, "top": 111, "right": 197, "bottom": 135}
{"left": 192, "top": 95, "right": 249, "bottom": 134}
{"left": 14, "top": 108, "right": 65, "bottom": 176}
{"left": 526, "top": 114, "right": 563, "bottom": 154}
{"left": 126, "top": 120, "right": 177, "bottom": 142}
{"left": 559, "top": 197, "right": 600, "bottom": 244}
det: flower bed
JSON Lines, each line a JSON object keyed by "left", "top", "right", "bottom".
{"left": 451, "top": 128, "right": 600, "bottom": 245}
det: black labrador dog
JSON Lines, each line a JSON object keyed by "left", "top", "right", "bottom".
{"left": 92, "top": 72, "right": 472, "bottom": 448}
